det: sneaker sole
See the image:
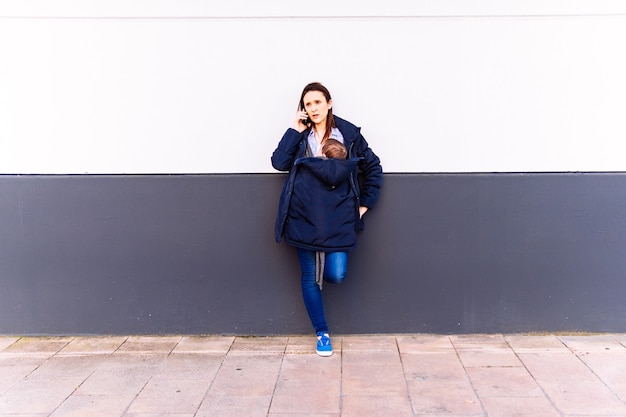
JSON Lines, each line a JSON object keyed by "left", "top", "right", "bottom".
{"left": 316, "top": 349, "right": 333, "bottom": 357}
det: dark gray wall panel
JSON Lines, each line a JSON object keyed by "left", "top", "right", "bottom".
{"left": 1, "top": 173, "right": 625, "bottom": 335}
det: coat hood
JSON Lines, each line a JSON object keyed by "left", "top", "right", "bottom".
{"left": 293, "top": 157, "right": 361, "bottom": 186}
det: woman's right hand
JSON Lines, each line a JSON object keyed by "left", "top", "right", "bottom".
{"left": 293, "top": 109, "right": 309, "bottom": 132}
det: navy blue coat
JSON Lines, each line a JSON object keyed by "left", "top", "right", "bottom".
{"left": 272, "top": 116, "right": 383, "bottom": 252}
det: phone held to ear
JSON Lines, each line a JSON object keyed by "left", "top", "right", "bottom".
{"left": 300, "top": 106, "right": 311, "bottom": 126}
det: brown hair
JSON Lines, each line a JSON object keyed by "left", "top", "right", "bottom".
{"left": 321, "top": 139, "right": 347, "bottom": 160}
{"left": 299, "top": 82, "right": 336, "bottom": 142}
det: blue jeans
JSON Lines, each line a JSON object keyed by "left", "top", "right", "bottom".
{"left": 297, "top": 248, "right": 348, "bottom": 334}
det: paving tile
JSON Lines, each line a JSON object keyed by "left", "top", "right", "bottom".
{"left": 196, "top": 394, "right": 272, "bottom": 417}
{"left": 152, "top": 354, "right": 223, "bottom": 380}
{"left": 341, "top": 394, "right": 414, "bottom": 417}
{"left": 608, "top": 383, "right": 626, "bottom": 404}
{"left": 285, "top": 336, "right": 318, "bottom": 355}
{"left": 576, "top": 352, "right": 626, "bottom": 401}
{"left": 57, "top": 336, "right": 127, "bottom": 355}
{"left": 48, "top": 394, "right": 135, "bottom": 417}
{"left": 613, "top": 333, "right": 626, "bottom": 346}
{"left": 2, "top": 334, "right": 626, "bottom": 417}
{"left": 3, "top": 337, "right": 72, "bottom": 355}
{"left": 172, "top": 336, "right": 234, "bottom": 354}
{"left": 414, "top": 415, "right": 482, "bottom": 417}
{"left": 480, "top": 396, "right": 561, "bottom": 417}
{"left": 450, "top": 334, "right": 509, "bottom": 350}
{"left": 0, "top": 365, "right": 39, "bottom": 395}
{"left": 0, "top": 379, "right": 81, "bottom": 414}
{"left": 279, "top": 354, "right": 341, "bottom": 381}
{"left": 125, "top": 414, "right": 195, "bottom": 417}
{"left": 115, "top": 336, "right": 181, "bottom": 354}
{"left": 0, "top": 414, "right": 48, "bottom": 417}
{"left": 539, "top": 379, "right": 626, "bottom": 415}
{"left": 74, "top": 356, "right": 163, "bottom": 396}
{"left": 270, "top": 379, "right": 340, "bottom": 414}
{"left": 559, "top": 335, "right": 626, "bottom": 353}
{"left": 341, "top": 348, "right": 401, "bottom": 366}
{"left": 457, "top": 349, "right": 523, "bottom": 367}
{"left": 126, "top": 378, "right": 210, "bottom": 414}
{"left": 266, "top": 412, "right": 341, "bottom": 417}
{"left": 103, "top": 353, "right": 167, "bottom": 368}
{"left": 407, "top": 380, "right": 482, "bottom": 415}
{"left": 342, "top": 335, "right": 397, "bottom": 351}
{"left": 396, "top": 335, "right": 455, "bottom": 354}
{"left": 465, "top": 366, "right": 544, "bottom": 397}
{"left": 228, "top": 336, "right": 288, "bottom": 354}
{"left": 0, "top": 353, "right": 50, "bottom": 367}
{"left": 518, "top": 352, "right": 598, "bottom": 382}
{"left": 25, "top": 356, "right": 103, "bottom": 381}
{"left": 74, "top": 365, "right": 155, "bottom": 396}
{"left": 505, "top": 334, "right": 568, "bottom": 352}
{"left": 342, "top": 364, "right": 407, "bottom": 396}
{"left": 208, "top": 354, "right": 283, "bottom": 396}
{"left": 0, "top": 338, "right": 19, "bottom": 351}
{"left": 401, "top": 353, "right": 468, "bottom": 381}
{"left": 576, "top": 350, "right": 626, "bottom": 371}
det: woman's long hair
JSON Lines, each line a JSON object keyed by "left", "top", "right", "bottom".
{"left": 299, "top": 82, "right": 336, "bottom": 142}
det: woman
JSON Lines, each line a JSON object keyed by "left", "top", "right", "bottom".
{"left": 272, "top": 82, "right": 383, "bottom": 356}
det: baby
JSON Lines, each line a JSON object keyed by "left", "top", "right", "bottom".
{"left": 321, "top": 139, "right": 347, "bottom": 159}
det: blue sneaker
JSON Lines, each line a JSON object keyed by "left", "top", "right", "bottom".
{"left": 316, "top": 332, "right": 333, "bottom": 357}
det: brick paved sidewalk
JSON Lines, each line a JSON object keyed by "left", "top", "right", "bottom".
{"left": 0, "top": 334, "right": 625, "bottom": 416}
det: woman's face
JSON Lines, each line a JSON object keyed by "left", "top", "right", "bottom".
{"left": 302, "top": 90, "right": 332, "bottom": 126}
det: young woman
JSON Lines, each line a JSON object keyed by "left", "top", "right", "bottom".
{"left": 272, "top": 82, "right": 383, "bottom": 356}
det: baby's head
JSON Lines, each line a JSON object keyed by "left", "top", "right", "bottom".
{"left": 321, "top": 139, "right": 347, "bottom": 159}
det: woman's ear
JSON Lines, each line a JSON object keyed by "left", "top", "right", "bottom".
{"left": 328, "top": 99, "right": 332, "bottom": 110}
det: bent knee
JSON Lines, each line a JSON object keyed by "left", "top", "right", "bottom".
{"left": 324, "top": 269, "right": 347, "bottom": 284}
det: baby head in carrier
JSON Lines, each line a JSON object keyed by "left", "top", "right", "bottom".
{"left": 321, "top": 139, "right": 347, "bottom": 160}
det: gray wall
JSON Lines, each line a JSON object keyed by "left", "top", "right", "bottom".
{"left": 1, "top": 173, "right": 625, "bottom": 335}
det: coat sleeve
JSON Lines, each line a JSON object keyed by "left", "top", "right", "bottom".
{"left": 354, "top": 132, "right": 383, "bottom": 210}
{"left": 271, "top": 128, "right": 305, "bottom": 172}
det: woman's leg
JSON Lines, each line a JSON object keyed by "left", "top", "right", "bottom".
{"left": 297, "top": 249, "right": 348, "bottom": 357}
{"left": 324, "top": 251, "right": 348, "bottom": 284}
{"left": 297, "top": 248, "right": 328, "bottom": 334}
{"left": 296, "top": 249, "right": 349, "bottom": 332}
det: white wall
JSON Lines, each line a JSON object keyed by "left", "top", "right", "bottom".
{"left": 1, "top": 1, "right": 626, "bottom": 174}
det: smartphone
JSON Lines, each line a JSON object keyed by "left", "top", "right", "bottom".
{"left": 300, "top": 105, "right": 311, "bottom": 126}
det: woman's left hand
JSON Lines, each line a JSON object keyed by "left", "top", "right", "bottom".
{"left": 359, "top": 206, "right": 368, "bottom": 219}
